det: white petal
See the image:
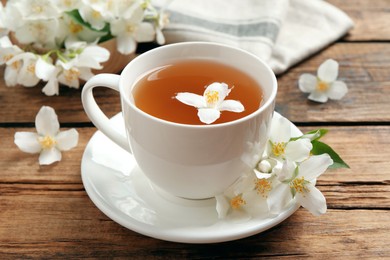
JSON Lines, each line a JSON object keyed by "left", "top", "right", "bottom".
{"left": 268, "top": 183, "right": 292, "bottom": 215}
{"left": 276, "top": 160, "right": 296, "bottom": 182}
{"left": 197, "top": 108, "right": 221, "bottom": 124}
{"left": 242, "top": 190, "right": 269, "bottom": 217}
{"left": 4, "top": 65, "right": 19, "bottom": 86}
{"left": 175, "top": 92, "right": 205, "bottom": 108}
{"left": 78, "top": 67, "right": 94, "bottom": 81}
{"left": 285, "top": 138, "right": 312, "bottom": 162}
{"left": 328, "top": 81, "right": 348, "bottom": 100}
{"left": 317, "top": 59, "right": 339, "bottom": 82}
{"left": 81, "top": 46, "right": 110, "bottom": 63}
{"left": 126, "top": 5, "right": 144, "bottom": 23}
{"left": 58, "top": 70, "right": 80, "bottom": 89}
{"left": 296, "top": 184, "right": 327, "bottom": 216}
{"left": 35, "top": 106, "right": 60, "bottom": 136}
{"left": 17, "top": 59, "right": 40, "bottom": 87}
{"left": 0, "top": 35, "right": 13, "bottom": 48}
{"left": 299, "top": 154, "right": 333, "bottom": 181}
{"left": 156, "top": 29, "right": 165, "bottom": 45}
{"left": 116, "top": 34, "right": 136, "bottom": 55}
{"left": 205, "top": 82, "right": 230, "bottom": 103}
{"left": 79, "top": 6, "right": 106, "bottom": 30}
{"left": 39, "top": 148, "right": 62, "bottom": 165}
{"left": 77, "top": 46, "right": 110, "bottom": 70}
{"left": 42, "top": 78, "right": 59, "bottom": 96}
{"left": 308, "top": 91, "right": 328, "bottom": 103}
{"left": 14, "top": 132, "right": 41, "bottom": 153}
{"left": 269, "top": 113, "right": 291, "bottom": 143}
{"left": 135, "top": 23, "right": 155, "bottom": 43}
{"left": 298, "top": 73, "right": 317, "bottom": 93}
{"left": 215, "top": 195, "right": 230, "bottom": 219}
{"left": 35, "top": 58, "right": 57, "bottom": 81}
{"left": 56, "top": 129, "right": 79, "bottom": 151}
{"left": 219, "top": 100, "right": 244, "bottom": 113}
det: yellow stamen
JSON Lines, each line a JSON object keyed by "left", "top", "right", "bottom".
{"left": 92, "top": 10, "right": 101, "bottom": 19}
{"left": 64, "top": 68, "right": 80, "bottom": 83}
{"left": 32, "top": 5, "right": 44, "bottom": 14}
{"left": 255, "top": 179, "right": 272, "bottom": 197}
{"left": 63, "top": 0, "right": 72, "bottom": 7}
{"left": 272, "top": 142, "right": 286, "bottom": 157}
{"left": 38, "top": 136, "right": 57, "bottom": 149}
{"left": 290, "top": 177, "right": 310, "bottom": 194}
{"left": 3, "top": 54, "right": 14, "bottom": 63}
{"left": 316, "top": 80, "right": 329, "bottom": 92}
{"left": 11, "top": 60, "right": 21, "bottom": 70}
{"left": 126, "top": 24, "right": 136, "bottom": 33}
{"left": 230, "top": 194, "right": 246, "bottom": 210}
{"left": 27, "top": 63, "right": 36, "bottom": 74}
{"left": 69, "top": 21, "right": 83, "bottom": 34}
{"left": 205, "top": 90, "right": 219, "bottom": 105}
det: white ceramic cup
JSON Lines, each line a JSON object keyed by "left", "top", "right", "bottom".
{"left": 82, "top": 42, "right": 277, "bottom": 199}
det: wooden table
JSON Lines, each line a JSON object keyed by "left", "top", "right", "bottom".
{"left": 1, "top": 0, "right": 389, "bottom": 258}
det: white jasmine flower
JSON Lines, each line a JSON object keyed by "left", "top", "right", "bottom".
{"left": 108, "top": 0, "right": 143, "bottom": 19}
{"left": 0, "top": 36, "right": 24, "bottom": 86}
{"left": 53, "top": 0, "right": 82, "bottom": 12}
{"left": 266, "top": 113, "right": 312, "bottom": 162}
{"left": 299, "top": 59, "right": 348, "bottom": 103}
{"left": 64, "top": 41, "right": 110, "bottom": 70}
{"left": 79, "top": 3, "right": 107, "bottom": 30}
{"left": 268, "top": 154, "right": 333, "bottom": 216}
{"left": 14, "top": 19, "right": 59, "bottom": 49}
{"left": 110, "top": 5, "right": 155, "bottom": 54}
{"left": 35, "top": 57, "right": 62, "bottom": 96}
{"left": 13, "top": 0, "right": 61, "bottom": 20}
{"left": 1, "top": 1, "right": 23, "bottom": 31}
{"left": 175, "top": 82, "right": 245, "bottom": 124}
{"left": 14, "top": 106, "right": 79, "bottom": 165}
{"left": 57, "top": 60, "right": 94, "bottom": 89}
{"left": 59, "top": 14, "right": 106, "bottom": 44}
{"left": 215, "top": 171, "right": 269, "bottom": 220}
{"left": 8, "top": 52, "right": 40, "bottom": 87}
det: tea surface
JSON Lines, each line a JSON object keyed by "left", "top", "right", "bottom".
{"left": 132, "top": 59, "right": 263, "bottom": 125}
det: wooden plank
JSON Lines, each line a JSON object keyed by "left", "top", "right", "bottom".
{"left": 0, "top": 127, "right": 93, "bottom": 183}
{"left": 1, "top": 43, "right": 390, "bottom": 124}
{"left": 276, "top": 43, "right": 390, "bottom": 123}
{"left": 0, "top": 192, "right": 388, "bottom": 259}
{"left": 328, "top": 0, "right": 390, "bottom": 41}
{"left": 1, "top": 125, "right": 389, "bottom": 183}
{"left": 299, "top": 125, "right": 390, "bottom": 184}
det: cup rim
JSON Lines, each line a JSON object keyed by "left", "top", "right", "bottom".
{"left": 120, "top": 42, "right": 277, "bottom": 129}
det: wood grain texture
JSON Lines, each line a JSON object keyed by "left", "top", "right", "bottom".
{"left": 0, "top": 0, "right": 389, "bottom": 258}
{"left": 328, "top": 0, "right": 390, "bottom": 41}
{"left": 1, "top": 43, "right": 390, "bottom": 124}
{"left": 0, "top": 125, "right": 389, "bottom": 258}
{"left": 276, "top": 43, "right": 390, "bottom": 123}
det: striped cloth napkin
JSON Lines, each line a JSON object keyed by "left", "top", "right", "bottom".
{"left": 153, "top": 0, "right": 354, "bottom": 75}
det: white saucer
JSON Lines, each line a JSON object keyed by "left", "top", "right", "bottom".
{"left": 81, "top": 112, "right": 301, "bottom": 243}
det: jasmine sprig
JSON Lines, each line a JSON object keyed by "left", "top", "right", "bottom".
{"left": 291, "top": 129, "right": 349, "bottom": 169}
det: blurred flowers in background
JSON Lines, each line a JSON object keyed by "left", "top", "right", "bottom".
{"left": 0, "top": 0, "right": 167, "bottom": 95}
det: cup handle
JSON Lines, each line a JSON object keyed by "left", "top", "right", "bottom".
{"left": 82, "top": 73, "right": 132, "bottom": 154}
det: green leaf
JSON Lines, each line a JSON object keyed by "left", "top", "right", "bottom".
{"left": 311, "top": 140, "right": 350, "bottom": 169}
{"left": 305, "top": 129, "right": 328, "bottom": 141}
{"left": 290, "top": 128, "right": 328, "bottom": 142}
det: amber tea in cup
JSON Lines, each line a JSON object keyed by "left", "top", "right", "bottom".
{"left": 132, "top": 59, "right": 263, "bottom": 125}
{"left": 82, "top": 42, "right": 277, "bottom": 199}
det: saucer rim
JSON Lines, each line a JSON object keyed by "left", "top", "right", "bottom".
{"left": 81, "top": 112, "right": 301, "bottom": 243}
